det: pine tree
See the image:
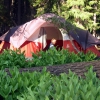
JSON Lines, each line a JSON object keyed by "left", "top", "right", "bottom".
{"left": 29, "top": 0, "right": 59, "bottom": 17}
{"left": 59, "top": 0, "right": 100, "bottom": 33}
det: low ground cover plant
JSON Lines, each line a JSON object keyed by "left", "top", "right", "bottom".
{"left": 0, "top": 66, "right": 100, "bottom": 100}
{"left": 0, "top": 49, "right": 30, "bottom": 69}
{"left": 31, "top": 47, "right": 97, "bottom": 67}
{"left": 0, "top": 48, "right": 97, "bottom": 69}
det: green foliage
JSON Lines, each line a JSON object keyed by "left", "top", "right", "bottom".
{"left": 31, "top": 47, "right": 96, "bottom": 67}
{"left": 29, "top": 0, "right": 58, "bottom": 17}
{"left": 0, "top": 49, "right": 30, "bottom": 69}
{"left": 0, "top": 66, "right": 100, "bottom": 99}
{"left": 0, "top": 48, "right": 97, "bottom": 69}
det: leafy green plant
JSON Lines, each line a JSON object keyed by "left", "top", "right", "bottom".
{"left": 0, "top": 66, "right": 100, "bottom": 100}
{"left": 16, "top": 66, "right": 100, "bottom": 100}
{"left": 78, "top": 51, "right": 97, "bottom": 62}
{"left": 0, "top": 49, "right": 31, "bottom": 69}
{"left": 0, "top": 48, "right": 97, "bottom": 69}
{"left": 31, "top": 47, "right": 97, "bottom": 67}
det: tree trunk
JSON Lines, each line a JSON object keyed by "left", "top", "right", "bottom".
{"left": 18, "top": 0, "right": 21, "bottom": 25}
{"left": 93, "top": 13, "right": 97, "bottom": 37}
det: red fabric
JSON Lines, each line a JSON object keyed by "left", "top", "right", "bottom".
{"left": 0, "top": 41, "right": 10, "bottom": 53}
{"left": 63, "top": 40, "right": 78, "bottom": 53}
{"left": 73, "top": 40, "right": 100, "bottom": 56}
{"left": 20, "top": 41, "right": 42, "bottom": 57}
{"left": 0, "top": 41, "right": 42, "bottom": 57}
{"left": 0, "top": 40, "right": 100, "bottom": 57}
{"left": 84, "top": 46, "right": 100, "bottom": 56}
{"left": 63, "top": 40, "right": 100, "bottom": 56}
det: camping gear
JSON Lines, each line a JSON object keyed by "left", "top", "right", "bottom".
{"left": 0, "top": 13, "right": 100, "bottom": 57}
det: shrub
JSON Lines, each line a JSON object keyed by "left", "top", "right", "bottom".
{"left": 0, "top": 48, "right": 97, "bottom": 69}
{"left": 0, "top": 66, "right": 100, "bottom": 100}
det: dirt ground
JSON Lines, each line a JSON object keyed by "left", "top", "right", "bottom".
{"left": 5, "top": 60, "right": 100, "bottom": 78}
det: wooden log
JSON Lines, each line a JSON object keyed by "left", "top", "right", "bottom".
{"left": 5, "top": 60, "right": 100, "bottom": 78}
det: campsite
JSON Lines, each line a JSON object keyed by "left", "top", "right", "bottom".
{"left": 0, "top": 0, "right": 100, "bottom": 99}
{"left": 0, "top": 13, "right": 100, "bottom": 100}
